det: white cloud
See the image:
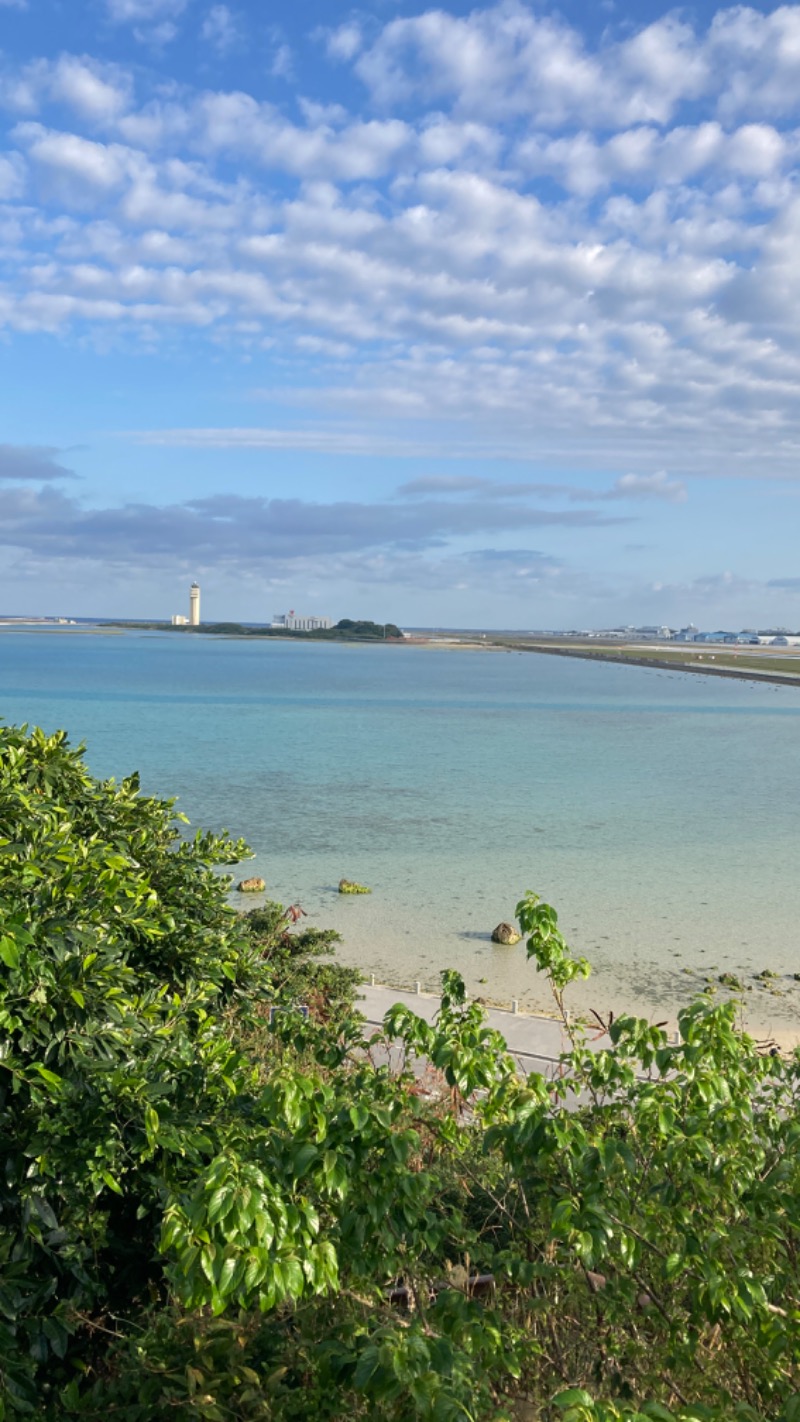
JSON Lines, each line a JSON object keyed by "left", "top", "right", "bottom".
{"left": 48, "top": 56, "right": 133, "bottom": 122}
{"left": 709, "top": 5, "right": 800, "bottom": 120}
{"left": 134, "top": 427, "right": 487, "bottom": 457}
{"left": 352, "top": 5, "right": 705, "bottom": 124}
{"left": 323, "top": 23, "right": 363, "bottom": 63}
{"left": 14, "top": 123, "right": 143, "bottom": 199}
{"left": 103, "top": 0, "right": 187, "bottom": 46}
{"left": 0, "top": 152, "right": 25, "bottom": 199}
{"left": 0, "top": 64, "right": 41, "bottom": 115}
{"left": 104, "top": 0, "right": 186, "bottom": 21}
{"left": 1, "top": 8, "right": 800, "bottom": 492}
{"left": 396, "top": 472, "right": 686, "bottom": 502}
{"left": 0, "top": 56, "right": 133, "bottom": 121}
{"left": 418, "top": 116, "right": 500, "bottom": 165}
{"left": 133, "top": 20, "right": 179, "bottom": 47}
{"left": 350, "top": 1, "right": 800, "bottom": 126}
{"left": 611, "top": 472, "right": 687, "bottom": 502}
{"left": 200, "top": 5, "right": 240, "bottom": 55}
{"left": 270, "top": 44, "right": 293, "bottom": 81}
{"left": 188, "top": 91, "right": 413, "bottom": 178}
{"left": 517, "top": 121, "right": 789, "bottom": 197}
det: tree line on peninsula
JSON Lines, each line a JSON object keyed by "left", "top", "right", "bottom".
{"left": 113, "top": 618, "right": 405, "bottom": 641}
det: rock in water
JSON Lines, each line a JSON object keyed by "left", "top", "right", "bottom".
{"left": 491, "top": 921, "right": 521, "bottom": 945}
{"left": 237, "top": 876, "right": 266, "bottom": 893}
{"left": 339, "top": 879, "right": 371, "bottom": 895}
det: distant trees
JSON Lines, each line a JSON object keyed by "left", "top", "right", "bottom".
{"left": 165, "top": 618, "right": 404, "bottom": 640}
{"left": 1, "top": 724, "right": 799, "bottom": 1419}
{"left": 334, "top": 619, "right": 403, "bottom": 639}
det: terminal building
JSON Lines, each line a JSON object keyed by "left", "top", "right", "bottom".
{"left": 272, "top": 611, "right": 333, "bottom": 631}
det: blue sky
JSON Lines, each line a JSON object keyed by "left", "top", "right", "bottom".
{"left": 1, "top": 0, "right": 799, "bottom": 627}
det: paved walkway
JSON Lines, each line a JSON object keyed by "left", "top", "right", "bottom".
{"left": 357, "top": 982, "right": 611, "bottom": 1077}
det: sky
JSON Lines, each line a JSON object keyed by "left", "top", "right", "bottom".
{"left": 1, "top": 0, "right": 799, "bottom": 627}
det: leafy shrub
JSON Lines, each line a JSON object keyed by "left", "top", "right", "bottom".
{"left": 1, "top": 727, "right": 800, "bottom": 1420}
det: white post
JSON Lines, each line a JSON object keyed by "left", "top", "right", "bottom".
{"left": 511, "top": 998, "right": 519, "bottom": 1015}
{"left": 415, "top": 981, "right": 421, "bottom": 995}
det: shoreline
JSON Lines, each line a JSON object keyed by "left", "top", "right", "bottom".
{"left": 350, "top": 957, "right": 800, "bottom": 1049}
{"left": 357, "top": 979, "right": 797, "bottom": 1052}
{"left": 6, "top": 622, "right": 800, "bottom": 688}
{"left": 349, "top": 963, "right": 800, "bottom": 1051}
{"left": 496, "top": 640, "right": 800, "bottom": 689}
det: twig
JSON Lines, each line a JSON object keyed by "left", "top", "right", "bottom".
{"left": 663, "top": 1373, "right": 691, "bottom": 1407}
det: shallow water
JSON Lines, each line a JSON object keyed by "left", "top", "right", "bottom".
{"left": 2, "top": 629, "right": 799, "bottom": 1036}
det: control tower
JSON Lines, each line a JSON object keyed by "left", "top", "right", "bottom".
{"left": 189, "top": 582, "right": 200, "bottom": 626}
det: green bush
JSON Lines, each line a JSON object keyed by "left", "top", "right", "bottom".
{"left": 1, "top": 725, "right": 799, "bottom": 1420}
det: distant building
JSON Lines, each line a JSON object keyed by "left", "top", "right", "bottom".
{"left": 272, "top": 610, "right": 333, "bottom": 631}
{"left": 189, "top": 583, "right": 201, "bottom": 627}
{"left": 171, "top": 614, "right": 188, "bottom": 626}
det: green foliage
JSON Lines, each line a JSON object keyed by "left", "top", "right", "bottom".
{"left": 2, "top": 724, "right": 800, "bottom": 1421}
{"left": 339, "top": 879, "right": 372, "bottom": 895}
{"left": 0, "top": 725, "right": 359, "bottom": 1414}
{"left": 517, "top": 889, "right": 591, "bottom": 992}
{"left": 334, "top": 620, "right": 403, "bottom": 639}
{"left": 158, "top": 618, "right": 405, "bottom": 641}
{"left": 243, "top": 901, "right": 357, "bottom": 1027}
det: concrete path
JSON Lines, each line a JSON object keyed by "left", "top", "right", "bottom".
{"left": 357, "top": 982, "right": 612, "bottom": 1078}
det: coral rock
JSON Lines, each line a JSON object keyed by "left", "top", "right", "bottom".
{"left": 491, "top": 921, "right": 521, "bottom": 945}
{"left": 237, "top": 876, "right": 266, "bottom": 893}
{"left": 339, "top": 879, "right": 371, "bottom": 895}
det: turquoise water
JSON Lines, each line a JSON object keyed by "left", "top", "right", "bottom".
{"left": 2, "top": 629, "right": 800, "bottom": 1034}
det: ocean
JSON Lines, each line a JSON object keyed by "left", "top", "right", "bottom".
{"left": 2, "top": 627, "right": 799, "bottom": 1036}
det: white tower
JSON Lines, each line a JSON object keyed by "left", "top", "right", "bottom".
{"left": 189, "top": 582, "right": 200, "bottom": 626}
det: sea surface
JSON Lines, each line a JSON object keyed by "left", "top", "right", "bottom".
{"left": 2, "top": 628, "right": 800, "bottom": 1036}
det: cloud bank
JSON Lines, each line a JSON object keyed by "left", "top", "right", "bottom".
{"left": 0, "top": 445, "right": 77, "bottom": 481}
{"left": 0, "top": 3, "right": 799, "bottom": 484}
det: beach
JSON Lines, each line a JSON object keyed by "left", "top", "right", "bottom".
{"left": 2, "top": 627, "right": 799, "bottom": 1040}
